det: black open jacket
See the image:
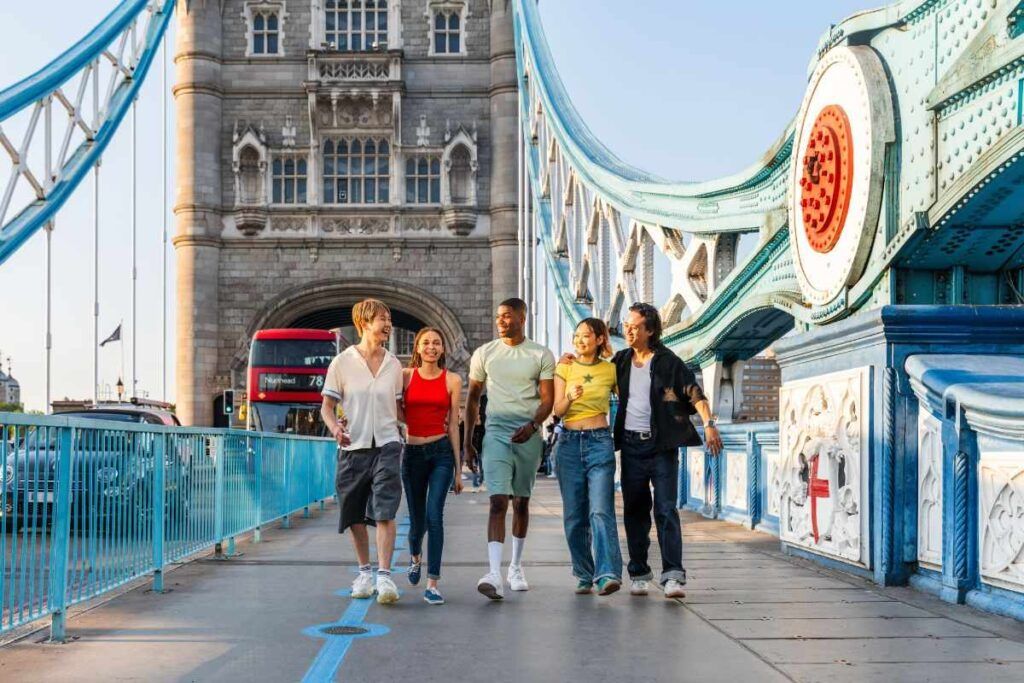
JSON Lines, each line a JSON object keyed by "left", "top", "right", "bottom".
{"left": 612, "top": 345, "right": 707, "bottom": 451}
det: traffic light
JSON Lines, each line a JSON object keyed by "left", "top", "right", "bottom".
{"left": 223, "top": 389, "right": 235, "bottom": 415}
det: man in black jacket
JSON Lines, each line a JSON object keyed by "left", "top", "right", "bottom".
{"left": 612, "top": 303, "right": 721, "bottom": 599}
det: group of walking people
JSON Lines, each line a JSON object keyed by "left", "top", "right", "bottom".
{"left": 319, "top": 296, "right": 723, "bottom": 606}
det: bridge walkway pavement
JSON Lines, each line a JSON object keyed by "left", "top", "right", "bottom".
{"left": 1, "top": 479, "right": 1024, "bottom": 682}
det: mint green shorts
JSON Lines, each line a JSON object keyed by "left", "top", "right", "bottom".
{"left": 482, "top": 431, "right": 543, "bottom": 497}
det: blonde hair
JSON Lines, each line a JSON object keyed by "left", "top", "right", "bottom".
{"left": 409, "top": 327, "right": 447, "bottom": 369}
{"left": 352, "top": 298, "right": 391, "bottom": 337}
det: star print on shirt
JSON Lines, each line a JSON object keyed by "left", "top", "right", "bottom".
{"left": 582, "top": 374, "right": 594, "bottom": 384}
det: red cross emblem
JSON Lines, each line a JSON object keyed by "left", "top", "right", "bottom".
{"left": 809, "top": 455, "right": 830, "bottom": 544}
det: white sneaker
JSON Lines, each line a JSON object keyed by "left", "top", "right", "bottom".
{"left": 477, "top": 572, "right": 505, "bottom": 600}
{"left": 507, "top": 565, "right": 529, "bottom": 591}
{"left": 351, "top": 572, "right": 375, "bottom": 599}
{"left": 664, "top": 579, "right": 686, "bottom": 599}
{"left": 629, "top": 579, "right": 650, "bottom": 596}
{"left": 376, "top": 574, "right": 400, "bottom": 604}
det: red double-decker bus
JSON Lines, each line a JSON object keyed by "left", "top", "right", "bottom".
{"left": 247, "top": 329, "right": 338, "bottom": 435}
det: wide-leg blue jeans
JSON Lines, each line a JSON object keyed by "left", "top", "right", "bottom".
{"left": 555, "top": 428, "right": 623, "bottom": 583}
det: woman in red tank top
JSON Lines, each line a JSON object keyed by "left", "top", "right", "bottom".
{"left": 401, "top": 327, "right": 463, "bottom": 604}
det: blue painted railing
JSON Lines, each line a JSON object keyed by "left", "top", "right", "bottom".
{"left": 0, "top": 412, "right": 336, "bottom": 640}
{"left": 679, "top": 422, "right": 780, "bottom": 535}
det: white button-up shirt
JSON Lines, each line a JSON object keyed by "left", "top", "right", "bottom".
{"left": 321, "top": 346, "right": 404, "bottom": 450}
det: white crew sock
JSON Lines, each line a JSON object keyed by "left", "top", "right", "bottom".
{"left": 488, "top": 541, "right": 504, "bottom": 576}
{"left": 511, "top": 536, "right": 525, "bottom": 568}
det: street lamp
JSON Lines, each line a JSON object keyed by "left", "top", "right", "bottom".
{"left": 116, "top": 377, "right": 124, "bottom": 403}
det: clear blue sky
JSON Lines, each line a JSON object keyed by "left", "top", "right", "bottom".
{"left": 0, "top": 0, "right": 871, "bottom": 412}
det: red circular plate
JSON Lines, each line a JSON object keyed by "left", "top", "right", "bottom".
{"left": 799, "top": 105, "right": 853, "bottom": 254}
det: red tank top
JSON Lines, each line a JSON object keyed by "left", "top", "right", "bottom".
{"left": 404, "top": 369, "right": 449, "bottom": 437}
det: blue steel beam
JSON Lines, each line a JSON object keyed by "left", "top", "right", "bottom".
{"left": 0, "top": 0, "right": 175, "bottom": 267}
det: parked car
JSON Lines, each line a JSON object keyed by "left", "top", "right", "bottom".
{"left": 2, "top": 405, "right": 191, "bottom": 532}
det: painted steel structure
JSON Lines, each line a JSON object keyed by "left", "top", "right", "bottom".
{"left": 515, "top": 0, "right": 1024, "bottom": 622}
{"left": 0, "top": 0, "right": 174, "bottom": 265}
{"left": 0, "top": 411, "right": 336, "bottom": 641}
{"left": 514, "top": 0, "right": 1024, "bottom": 420}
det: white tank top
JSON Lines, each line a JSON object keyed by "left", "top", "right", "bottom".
{"left": 624, "top": 358, "right": 652, "bottom": 432}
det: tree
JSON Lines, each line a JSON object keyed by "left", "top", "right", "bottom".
{"left": 0, "top": 402, "right": 24, "bottom": 413}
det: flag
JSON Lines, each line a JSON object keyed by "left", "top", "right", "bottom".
{"left": 100, "top": 324, "right": 122, "bottom": 347}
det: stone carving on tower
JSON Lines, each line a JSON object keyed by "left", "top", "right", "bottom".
{"left": 777, "top": 367, "right": 870, "bottom": 566}
{"left": 232, "top": 123, "right": 269, "bottom": 236}
{"left": 440, "top": 126, "right": 478, "bottom": 236}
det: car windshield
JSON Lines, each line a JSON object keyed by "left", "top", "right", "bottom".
{"left": 251, "top": 403, "right": 327, "bottom": 436}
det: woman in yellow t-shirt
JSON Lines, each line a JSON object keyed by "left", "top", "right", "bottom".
{"left": 552, "top": 318, "right": 623, "bottom": 596}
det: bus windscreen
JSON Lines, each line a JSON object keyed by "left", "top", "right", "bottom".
{"left": 250, "top": 339, "right": 336, "bottom": 368}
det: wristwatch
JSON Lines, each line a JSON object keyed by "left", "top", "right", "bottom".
{"left": 530, "top": 420, "right": 541, "bottom": 432}
{"left": 706, "top": 417, "right": 718, "bottom": 429}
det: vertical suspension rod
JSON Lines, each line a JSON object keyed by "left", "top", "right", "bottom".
{"left": 93, "top": 163, "right": 100, "bottom": 404}
{"left": 161, "top": 39, "right": 168, "bottom": 401}
{"left": 44, "top": 94, "right": 53, "bottom": 414}
{"left": 131, "top": 99, "right": 138, "bottom": 401}
{"left": 517, "top": 91, "right": 525, "bottom": 302}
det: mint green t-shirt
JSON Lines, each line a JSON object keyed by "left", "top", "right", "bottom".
{"left": 469, "top": 338, "right": 556, "bottom": 436}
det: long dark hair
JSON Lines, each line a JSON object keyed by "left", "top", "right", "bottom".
{"left": 409, "top": 327, "right": 447, "bottom": 369}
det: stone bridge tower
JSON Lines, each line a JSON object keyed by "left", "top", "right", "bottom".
{"left": 174, "top": 0, "right": 518, "bottom": 425}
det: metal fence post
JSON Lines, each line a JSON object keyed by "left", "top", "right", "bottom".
{"left": 253, "top": 434, "right": 262, "bottom": 542}
{"left": 47, "top": 427, "right": 74, "bottom": 642}
{"left": 214, "top": 436, "right": 225, "bottom": 554}
{"left": 281, "top": 438, "right": 292, "bottom": 529}
{"left": 152, "top": 434, "right": 166, "bottom": 592}
{"left": 303, "top": 446, "right": 310, "bottom": 520}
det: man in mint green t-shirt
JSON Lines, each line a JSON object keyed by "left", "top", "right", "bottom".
{"left": 464, "top": 298, "right": 555, "bottom": 600}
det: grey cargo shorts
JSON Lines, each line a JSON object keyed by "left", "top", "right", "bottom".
{"left": 335, "top": 440, "right": 403, "bottom": 533}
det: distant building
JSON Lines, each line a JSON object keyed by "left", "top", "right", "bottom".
{"left": 736, "top": 355, "right": 780, "bottom": 422}
{"left": 0, "top": 357, "right": 21, "bottom": 406}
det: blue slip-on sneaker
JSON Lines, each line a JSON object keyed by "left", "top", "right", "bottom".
{"left": 574, "top": 579, "right": 594, "bottom": 595}
{"left": 408, "top": 560, "right": 422, "bottom": 586}
{"left": 596, "top": 577, "right": 621, "bottom": 596}
{"left": 423, "top": 588, "right": 445, "bottom": 605}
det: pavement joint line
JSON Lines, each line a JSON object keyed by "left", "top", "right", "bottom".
{"left": 301, "top": 520, "right": 410, "bottom": 683}
{"left": 669, "top": 588, "right": 799, "bottom": 682}
{"left": 737, "top": 636, "right": 999, "bottom": 641}
{"left": 708, "top": 616, "right": 944, "bottom": 621}
{"left": 683, "top": 513, "right": 1024, "bottom": 645}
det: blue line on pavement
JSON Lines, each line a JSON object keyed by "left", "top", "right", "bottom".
{"left": 301, "top": 519, "right": 411, "bottom": 682}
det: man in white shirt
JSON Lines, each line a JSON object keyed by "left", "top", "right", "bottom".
{"left": 321, "top": 299, "right": 405, "bottom": 604}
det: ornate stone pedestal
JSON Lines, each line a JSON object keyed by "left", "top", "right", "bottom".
{"left": 774, "top": 306, "right": 1024, "bottom": 589}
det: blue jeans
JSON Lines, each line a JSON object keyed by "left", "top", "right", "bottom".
{"left": 555, "top": 428, "right": 622, "bottom": 583}
{"left": 402, "top": 437, "right": 455, "bottom": 580}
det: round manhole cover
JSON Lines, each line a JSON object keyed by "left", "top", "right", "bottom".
{"left": 320, "top": 625, "right": 368, "bottom": 636}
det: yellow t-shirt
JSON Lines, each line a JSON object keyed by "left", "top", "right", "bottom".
{"left": 555, "top": 359, "right": 617, "bottom": 424}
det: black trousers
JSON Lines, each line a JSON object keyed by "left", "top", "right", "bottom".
{"left": 619, "top": 432, "right": 686, "bottom": 585}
